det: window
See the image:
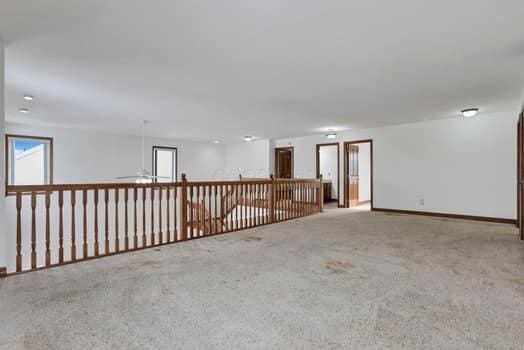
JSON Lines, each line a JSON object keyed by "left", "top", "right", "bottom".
{"left": 5, "top": 134, "right": 53, "bottom": 186}
{"left": 152, "top": 146, "right": 177, "bottom": 182}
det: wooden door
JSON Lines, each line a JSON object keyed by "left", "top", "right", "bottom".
{"left": 347, "top": 145, "right": 359, "bottom": 207}
{"left": 519, "top": 112, "right": 524, "bottom": 240}
{"left": 275, "top": 148, "right": 293, "bottom": 179}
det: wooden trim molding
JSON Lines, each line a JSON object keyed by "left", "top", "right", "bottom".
{"left": 343, "top": 139, "right": 373, "bottom": 209}
{"left": 316, "top": 142, "right": 340, "bottom": 201}
{"left": 152, "top": 145, "right": 178, "bottom": 182}
{"left": 373, "top": 207, "right": 516, "bottom": 225}
{"left": 5, "top": 134, "right": 54, "bottom": 195}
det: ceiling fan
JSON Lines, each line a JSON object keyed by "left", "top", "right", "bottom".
{"left": 116, "top": 120, "right": 169, "bottom": 184}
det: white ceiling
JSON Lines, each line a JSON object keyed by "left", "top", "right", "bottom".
{"left": 1, "top": 0, "right": 524, "bottom": 142}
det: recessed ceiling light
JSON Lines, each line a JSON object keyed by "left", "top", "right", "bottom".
{"left": 19, "top": 108, "right": 29, "bottom": 114}
{"left": 23, "top": 95, "right": 34, "bottom": 101}
{"left": 243, "top": 136, "right": 254, "bottom": 142}
{"left": 461, "top": 108, "right": 479, "bottom": 118}
{"left": 326, "top": 131, "right": 337, "bottom": 139}
{"left": 213, "top": 140, "right": 220, "bottom": 144}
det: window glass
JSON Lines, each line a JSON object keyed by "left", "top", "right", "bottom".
{"left": 6, "top": 135, "right": 52, "bottom": 186}
{"left": 153, "top": 147, "right": 177, "bottom": 182}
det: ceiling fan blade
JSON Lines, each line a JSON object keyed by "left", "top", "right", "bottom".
{"left": 115, "top": 176, "right": 140, "bottom": 180}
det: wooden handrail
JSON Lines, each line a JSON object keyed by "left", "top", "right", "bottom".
{"left": 3, "top": 174, "right": 322, "bottom": 276}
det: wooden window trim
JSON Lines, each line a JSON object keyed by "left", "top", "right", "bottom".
{"left": 5, "top": 134, "right": 54, "bottom": 196}
{"left": 152, "top": 146, "right": 178, "bottom": 182}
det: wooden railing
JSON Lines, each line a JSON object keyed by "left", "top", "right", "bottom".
{"left": 3, "top": 174, "right": 323, "bottom": 275}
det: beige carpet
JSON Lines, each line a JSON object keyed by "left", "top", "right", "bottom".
{"left": 1, "top": 209, "right": 523, "bottom": 349}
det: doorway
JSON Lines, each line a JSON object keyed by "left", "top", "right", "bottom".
{"left": 316, "top": 143, "right": 340, "bottom": 206}
{"left": 275, "top": 147, "right": 294, "bottom": 178}
{"left": 344, "top": 140, "right": 373, "bottom": 210}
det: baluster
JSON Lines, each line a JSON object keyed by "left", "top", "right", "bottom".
{"left": 180, "top": 175, "right": 188, "bottom": 241}
{"left": 94, "top": 189, "right": 99, "bottom": 256}
{"left": 195, "top": 185, "right": 200, "bottom": 237}
{"left": 58, "top": 190, "right": 64, "bottom": 263}
{"left": 236, "top": 184, "right": 240, "bottom": 230}
{"left": 229, "top": 185, "right": 233, "bottom": 231}
{"left": 174, "top": 185, "right": 178, "bottom": 241}
{"left": 214, "top": 185, "right": 218, "bottom": 233}
{"left": 200, "top": 188, "right": 205, "bottom": 236}
{"left": 284, "top": 183, "right": 288, "bottom": 221}
{"left": 158, "top": 187, "right": 163, "bottom": 244}
{"left": 124, "top": 188, "right": 129, "bottom": 251}
{"left": 133, "top": 188, "right": 138, "bottom": 248}
{"left": 150, "top": 187, "right": 155, "bottom": 245}
{"left": 274, "top": 182, "right": 279, "bottom": 222}
{"left": 244, "top": 184, "right": 247, "bottom": 228}
{"left": 82, "top": 189, "right": 88, "bottom": 259}
{"left": 208, "top": 185, "right": 212, "bottom": 234}
{"left": 301, "top": 183, "right": 305, "bottom": 216}
{"left": 115, "top": 189, "right": 119, "bottom": 252}
{"left": 166, "top": 187, "right": 171, "bottom": 242}
{"left": 45, "top": 191, "right": 51, "bottom": 266}
{"left": 257, "top": 184, "right": 260, "bottom": 225}
{"left": 16, "top": 192, "right": 22, "bottom": 272}
{"left": 71, "top": 190, "right": 76, "bottom": 262}
{"left": 189, "top": 185, "right": 194, "bottom": 238}
{"left": 104, "top": 189, "right": 109, "bottom": 254}
{"left": 142, "top": 187, "right": 147, "bottom": 246}
{"left": 220, "top": 185, "right": 225, "bottom": 232}
{"left": 249, "top": 183, "right": 252, "bottom": 226}
{"left": 31, "top": 192, "right": 37, "bottom": 269}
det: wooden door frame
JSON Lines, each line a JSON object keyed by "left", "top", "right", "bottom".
{"left": 274, "top": 146, "right": 294, "bottom": 178}
{"left": 316, "top": 142, "right": 340, "bottom": 202}
{"left": 343, "top": 139, "right": 373, "bottom": 209}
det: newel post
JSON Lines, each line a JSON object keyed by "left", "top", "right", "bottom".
{"left": 319, "top": 174, "right": 324, "bottom": 213}
{"left": 180, "top": 173, "right": 188, "bottom": 240}
{"left": 269, "top": 174, "right": 275, "bottom": 223}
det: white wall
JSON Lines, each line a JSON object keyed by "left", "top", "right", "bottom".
{"left": 275, "top": 112, "right": 518, "bottom": 219}
{"left": 6, "top": 123, "right": 227, "bottom": 183}
{"left": 319, "top": 145, "right": 338, "bottom": 199}
{"left": 222, "top": 140, "right": 271, "bottom": 179}
{"left": 356, "top": 142, "right": 371, "bottom": 202}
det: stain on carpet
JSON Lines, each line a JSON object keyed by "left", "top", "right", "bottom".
{"left": 243, "top": 236, "right": 263, "bottom": 242}
{"left": 326, "top": 260, "right": 354, "bottom": 273}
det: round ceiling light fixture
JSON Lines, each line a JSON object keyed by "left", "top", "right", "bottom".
{"left": 326, "top": 131, "right": 337, "bottom": 139}
{"left": 243, "top": 136, "right": 254, "bottom": 142}
{"left": 461, "top": 108, "right": 479, "bottom": 118}
{"left": 19, "top": 108, "right": 29, "bottom": 114}
{"left": 213, "top": 140, "right": 220, "bottom": 144}
{"left": 23, "top": 95, "right": 34, "bottom": 101}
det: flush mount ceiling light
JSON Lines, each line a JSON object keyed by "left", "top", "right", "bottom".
{"left": 213, "top": 140, "right": 220, "bottom": 144}
{"left": 23, "top": 95, "right": 34, "bottom": 101}
{"left": 461, "top": 108, "right": 479, "bottom": 118}
{"left": 326, "top": 131, "right": 337, "bottom": 139}
{"left": 19, "top": 108, "right": 29, "bottom": 114}
{"left": 243, "top": 136, "right": 254, "bottom": 142}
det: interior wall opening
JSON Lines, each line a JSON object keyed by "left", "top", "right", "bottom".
{"left": 344, "top": 140, "right": 372, "bottom": 211}
{"left": 316, "top": 143, "right": 340, "bottom": 208}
